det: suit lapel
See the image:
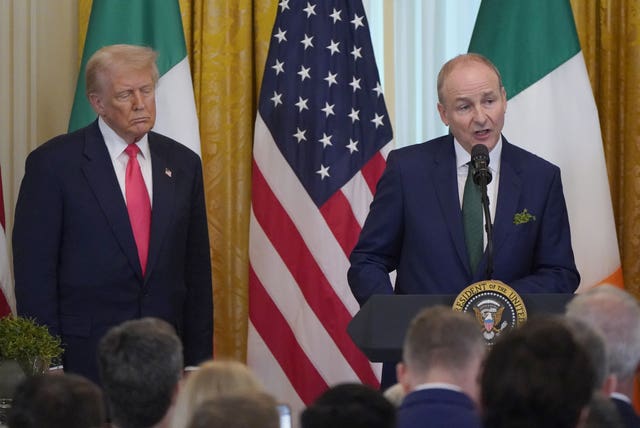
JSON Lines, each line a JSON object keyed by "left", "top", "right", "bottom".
{"left": 81, "top": 120, "right": 142, "bottom": 279}
{"left": 432, "top": 136, "right": 471, "bottom": 274}
{"left": 145, "top": 134, "right": 175, "bottom": 282}
{"left": 492, "top": 140, "right": 522, "bottom": 255}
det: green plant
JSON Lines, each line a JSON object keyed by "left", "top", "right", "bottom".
{"left": 0, "top": 316, "right": 63, "bottom": 376}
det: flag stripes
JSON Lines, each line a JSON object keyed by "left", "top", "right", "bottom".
{"left": 0, "top": 165, "right": 14, "bottom": 317}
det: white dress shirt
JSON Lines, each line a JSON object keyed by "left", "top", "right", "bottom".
{"left": 99, "top": 116, "right": 153, "bottom": 206}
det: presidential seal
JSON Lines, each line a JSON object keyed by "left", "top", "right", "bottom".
{"left": 452, "top": 280, "right": 527, "bottom": 345}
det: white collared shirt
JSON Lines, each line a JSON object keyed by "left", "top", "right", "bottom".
{"left": 100, "top": 117, "right": 153, "bottom": 206}
{"left": 455, "top": 137, "right": 501, "bottom": 247}
{"left": 414, "top": 382, "right": 463, "bottom": 393}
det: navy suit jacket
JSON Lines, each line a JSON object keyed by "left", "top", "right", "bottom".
{"left": 348, "top": 135, "right": 579, "bottom": 304}
{"left": 397, "top": 388, "right": 481, "bottom": 428}
{"left": 612, "top": 397, "right": 640, "bottom": 428}
{"left": 13, "top": 120, "right": 213, "bottom": 384}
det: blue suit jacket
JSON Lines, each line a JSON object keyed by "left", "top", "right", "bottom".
{"left": 612, "top": 397, "right": 640, "bottom": 428}
{"left": 348, "top": 135, "right": 579, "bottom": 305}
{"left": 13, "top": 120, "right": 213, "bottom": 384}
{"left": 397, "top": 388, "right": 481, "bottom": 428}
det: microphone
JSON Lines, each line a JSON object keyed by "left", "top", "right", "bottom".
{"left": 471, "top": 144, "right": 492, "bottom": 186}
{"left": 470, "top": 143, "right": 494, "bottom": 279}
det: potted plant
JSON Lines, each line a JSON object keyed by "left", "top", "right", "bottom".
{"left": 0, "top": 315, "right": 63, "bottom": 385}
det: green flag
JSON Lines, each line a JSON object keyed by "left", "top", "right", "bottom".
{"left": 469, "top": 0, "right": 621, "bottom": 289}
{"left": 69, "top": 0, "right": 201, "bottom": 155}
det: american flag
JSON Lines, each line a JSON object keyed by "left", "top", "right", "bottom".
{"left": 247, "top": 0, "right": 393, "bottom": 414}
{"left": 0, "top": 164, "right": 15, "bottom": 317}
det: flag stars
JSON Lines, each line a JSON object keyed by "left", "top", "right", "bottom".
{"left": 293, "top": 127, "right": 307, "bottom": 143}
{"left": 270, "top": 91, "right": 283, "bottom": 107}
{"left": 300, "top": 34, "right": 314, "bottom": 50}
{"left": 373, "top": 82, "right": 384, "bottom": 97}
{"left": 350, "top": 46, "right": 362, "bottom": 61}
{"left": 316, "top": 164, "right": 330, "bottom": 180}
{"left": 349, "top": 76, "right": 362, "bottom": 92}
{"left": 348, "top": 108, "right": 360, "bottom": 123}
{"left": 321, "top": 102, "right": 335, "bottom": 117}
{"left": 330, "top": 8, "right": 342, "bottom": 23}
{"left": 295, "top": 96, "right": 309, "bottom": 112}
{"left": 303, "top": 2, "right": 317, "bottom": 18}
{"left": 272, "top": 59, "right": 284, "bottom": 75}
{"left": 351, "top": 13, "right": 365, "bottom": 29}
{"left": 297, "top": 65, "right": 311, "bottom": 81}
{"left": 371, "top": 113, "right": 385, "bottom": 128}
{"left": 273, "top": 28, "right": 287, "bottom": 43}
{"left": 324, "top": 71, "right": 338, "bottom": 87}
{"left": 346, "top": 139, "right": 359, "bottom": 153}
{"left": 327, "top": 40, "right": 340, "bottom": 55}
{"left": 278, "top": 0, "right": 290, "bottom": 12}
{"left": 319, "top": 133, "right": 333, "bottom": 148}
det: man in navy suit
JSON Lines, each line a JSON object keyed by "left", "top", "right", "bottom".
{"left": 566, "top": 285, "right": 640, "bottom": 428}
{"left": 348, "top": 53, "right": 579, "bottom": 306}
{"left": 396, "top": 306, "right": 484, "bottom": 428}
{"left": 12, "top": 44, "right": 213, "bottom": 384}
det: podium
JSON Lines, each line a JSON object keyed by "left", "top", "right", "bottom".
{"left": 347, "top": 293, "right": 575, "bottom": 362}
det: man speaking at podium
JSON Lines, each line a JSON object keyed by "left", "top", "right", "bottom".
{"left": 348, "top": 53, "right": 579, "bottom": 307}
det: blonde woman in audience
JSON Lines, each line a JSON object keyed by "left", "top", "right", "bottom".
{"left": 171, "top": 360, "right": 264, "bottom": 428}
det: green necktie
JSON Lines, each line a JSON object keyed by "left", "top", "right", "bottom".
{"left": 463, "top": 163, "right": 483, "bottom": 273}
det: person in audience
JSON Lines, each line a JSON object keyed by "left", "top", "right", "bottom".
{"left": 300, "top": 383, "right": 395, "bottom": 428}
{"left": 98, "top": 317, "right": 183, "bottom": 428}
{"left": 566, "top": 285, "right": 640, "bottom": 428}
{"left": 481, "top": 316, "right": 594, "bottom": 428}
{"left": 395, "top": 305, "right": 484, "bottom": 428}
{"left": 7, "top": 373, "right": 105, "bottom": 428}
{"left": 171, "top": 360, "right": 264, "bottom": 428}
{"left": 382, "top": 382, "right": 406, "bottom": 407}
{"left": 185, "top": 391, "right": 280, "bottom": 428}
{"left": 585, "top": 391, "right": 624, "bottom": 428}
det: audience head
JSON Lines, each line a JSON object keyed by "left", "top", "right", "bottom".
{"left": 171, "top": 360, "right": 264, "bottom": 428}
{"left": 566, "top": 285, "right": 640, "bottom": 384}
{"left": 185, "top": 391, "right": 280, "bottom": 428}
{"left": 398, "top": 305, "right": 485, "bottom": 401}
{"left": 584, "top": 391, "right": 624, "bottom": 428}
{"left": 564, "top": 316, "right": 610, "bottom": 391}
{"left": 98, "top": 317, "right": 183, "bottom": 428}
{"left": 300, "top": 383, "right": 395, "bottom": 428}
{"left": 481, "top": 316, "right": 595, "bottom": 428}
{"left": 8, "top": 373, "right": 105, "bottom": 428}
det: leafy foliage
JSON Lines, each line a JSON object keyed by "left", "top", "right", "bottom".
{"left": 0, "top": 316, "right": 62, "bottom": 375}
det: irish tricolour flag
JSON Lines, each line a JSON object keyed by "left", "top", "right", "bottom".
{"left": 469, "top": 0, "right": 622, "bottom": 290}
{"left": 69, "top": 0, "right": 200, "bottom": 156}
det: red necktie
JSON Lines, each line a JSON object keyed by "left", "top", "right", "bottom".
{"left": 125, "top": 144, "right": 151, "bottom": 274}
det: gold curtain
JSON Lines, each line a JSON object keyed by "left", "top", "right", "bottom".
{"left": 77, "top": 0, "right": 277, "bottom": 361}
{"left": 179, "top": 0, "right": 276, "bottom": 361}
{"left": 571, "top": 0, "right": 640, "bottom": 298}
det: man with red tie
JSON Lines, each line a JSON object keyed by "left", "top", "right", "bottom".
{"left": 13, "top": 44, "right": 213, "bottom": 384}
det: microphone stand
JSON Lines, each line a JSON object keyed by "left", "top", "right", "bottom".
{"left": 478, "top": 174, "right": 494, "bottom": 279}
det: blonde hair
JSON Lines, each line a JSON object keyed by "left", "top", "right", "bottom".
{"left": 171, "top": 360, "right": 264, "bottom": 428}
{"left": 85, "top": 44, "right": 159, "bottom": 96}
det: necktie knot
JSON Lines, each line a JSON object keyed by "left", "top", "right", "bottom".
{"left": 125, "top": 144, "right": 140, "bottom": 159}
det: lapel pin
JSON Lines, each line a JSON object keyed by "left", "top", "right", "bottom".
{"left": 165, "top": 168, "right": 172, "bottom": 178}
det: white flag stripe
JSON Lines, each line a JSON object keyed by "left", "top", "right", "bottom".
{"left": 253, "top": 115, "right": 360, "bottom": 315}
{"left": 247, "top": 322, "right": 306, "bottom": 421}
{"left": 153, "top": 57, "right": 201, "bottom": 156}
{"left": 249, "top": 209, "right": 362, "bottom": 384}
{"left": 341, "top": 172, "right": 375, "bottom": 228}
{"left": 0, "top": 225, "right": 15, "bottom": 314}
{"left": 503, "top": 53, "right": 620, "bottom": 289}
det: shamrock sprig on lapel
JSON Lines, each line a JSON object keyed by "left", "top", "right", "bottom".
{"left": 513, "top": 208, "right": 536, "bottom": 225}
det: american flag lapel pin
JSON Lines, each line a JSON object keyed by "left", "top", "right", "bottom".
{"left": 165, "top": 168, "right": 172, "bottom": 178}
